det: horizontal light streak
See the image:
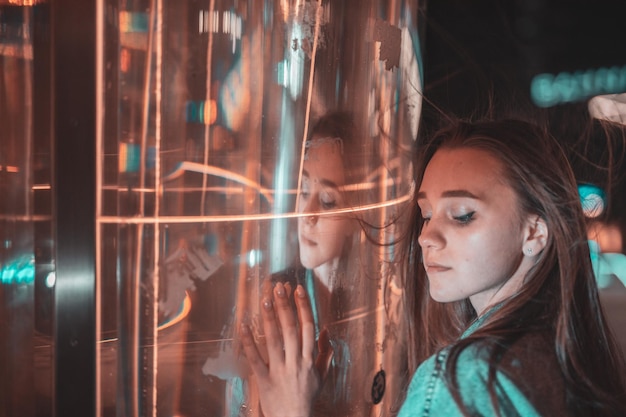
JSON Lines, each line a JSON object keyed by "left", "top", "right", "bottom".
{"left": 97, "top": 193, "right": 412, "bottom": 224}
{"left": 0, "top": 215, "right": 52, "bottom": 221}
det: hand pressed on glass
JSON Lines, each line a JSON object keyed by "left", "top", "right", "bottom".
{"left": 240, "top": 282, "right": 333, "bottom": 417}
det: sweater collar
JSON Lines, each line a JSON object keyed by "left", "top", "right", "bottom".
{"left": 461, "top": 302, "right": 504, "bottom": 338}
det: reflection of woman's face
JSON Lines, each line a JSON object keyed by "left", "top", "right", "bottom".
{"left": 298, "top": 137, "right": 353, "bottom": 271}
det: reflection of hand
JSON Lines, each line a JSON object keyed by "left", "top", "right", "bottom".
{"left": 241, "top": 283, "right": 333, "bottom": 417}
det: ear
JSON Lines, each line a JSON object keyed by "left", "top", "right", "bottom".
{"left": 522, "top": 215, "right": 548, "bottom": 256}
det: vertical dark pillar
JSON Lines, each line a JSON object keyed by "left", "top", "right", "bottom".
{"left": 52, "top": 0, "right": 96, "bottom": 415}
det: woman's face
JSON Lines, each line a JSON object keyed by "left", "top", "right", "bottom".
{"left": 417, "top": 147, "right": 532, "bottom": 314}
{"left": 297, "top": 137, "right": 354, "bottom": 271}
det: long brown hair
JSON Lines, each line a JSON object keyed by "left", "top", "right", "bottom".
{"left": 401, "top": 118, "right": 626, "bottom": 416}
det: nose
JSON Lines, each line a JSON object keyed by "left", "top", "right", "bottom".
{"left": 417, "top": 219, "right": 444, "bottom": 250}
{"left": 305, "top": 212, "right": 319, "bottom": 225}
{"left": 299, "top": 195, "right": 319, "bottom": 225}
{"left": 305, "top": 214, "right": 318, "bottom": 226}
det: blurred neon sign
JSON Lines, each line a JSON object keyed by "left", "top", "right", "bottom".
{"left": 531, "top": 65, "right": 626, "bottom": 108}
{"left": 1, "top": 255, "right": 35, "bottom": 285}
{"left": 119, "top": 12, "right": 148, "bottom": 33}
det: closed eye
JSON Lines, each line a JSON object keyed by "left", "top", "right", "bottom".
{"left": 321, "top": 198, "right": 338, "bottom": 210}
{"left": 454, "top": 212, "right": 475, "bottom": 225}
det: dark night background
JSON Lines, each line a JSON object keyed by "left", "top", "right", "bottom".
{"left": 419, "top": 0, "right": 626, "bottom": 240}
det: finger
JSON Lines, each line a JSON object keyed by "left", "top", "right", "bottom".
{"left": 260, "top": 293, "right": 285, "bottom": 366}
{"left": 283, "top": 281, "right": 296, "bottom": 341}
{"left": 284, "top": 281, "right": 293, "bottom": 298}
{"left": 315, "top": 327, "right": 334, "bottom": 382}
{"left": 240, "top": 323, "right": 269, "bottom": 380}
{"left": 295, "top": 285, "right": 316, "bottom": 362}
{"left": 273, "top": 282, "right": 300, "bottom": 364}
{"left": 261, "top": 278, "right": 274, "bottom": 300}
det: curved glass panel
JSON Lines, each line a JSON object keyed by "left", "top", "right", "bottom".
{"left": 99, "top": 1, "right": 423, "bottom": 416}
{"left": 0, "top": 2, "right": 52, "bottom": 416}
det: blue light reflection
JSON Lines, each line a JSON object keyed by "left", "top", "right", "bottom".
{"left": 1, "top": 255, "right": 35, "bottom": 285}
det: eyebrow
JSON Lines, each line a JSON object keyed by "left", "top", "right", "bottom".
{"left": 301, "top": 169, "right": 341, "bottom": 190}
{"left": 416, "top": 189, "right": 480, "bottom": 200}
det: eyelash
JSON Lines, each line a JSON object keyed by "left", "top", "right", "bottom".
{"left": 420, "top": 211, "right": 475, "bottom": 225}
{"left": 321, "top": 199, "right": 337, "bottom": 210}
{"left": 454, "top": 212, "right": 475, "bottom": 225}
{"left": 300, "top": 191, "right": 339, "bottom": 210}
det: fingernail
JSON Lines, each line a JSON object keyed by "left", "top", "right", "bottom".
{"left": 262, "top": 297, "right": 272, "bottom": 310}
{"left": 275, "top": 282, "right": 286, "bottom": 298}
{"left": 296, "top": 285, "right": 306, "bottom": 298}
{"left": 240, "top": 323, "right": 250, "bottom": 334}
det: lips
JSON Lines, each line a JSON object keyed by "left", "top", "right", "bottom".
{"left": 424, "top": 262, "right": 451, "bottom": 274}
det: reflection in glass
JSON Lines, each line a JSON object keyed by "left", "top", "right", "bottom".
{"left": 1, "top": 2, "right": 52, "bottom": 416}
{"left": 99, "top": 1, "right": 422, "bottom": 416}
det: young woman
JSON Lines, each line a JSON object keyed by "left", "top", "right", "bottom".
{"left": 241, "top": 118, "right": 626, "bottom": 416}
{"left": 398, "top": 118, "right": 626, "bottom": 416}
{"left": 272, "top": 111, "right": 364, "bottom": 324}
{"left": 203, "top": 111, "right": 368, "bottom": 416}
{"left": 267, "top": 110, "right": 380, "bottom": 416}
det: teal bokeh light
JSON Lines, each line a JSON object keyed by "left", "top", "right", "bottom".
{"left": 531, "top": 65, "right": 626, "bottom": 108}
{"left": 578, "top": 183, "right": 606, "bottom": 218}
{"left": 1, "top": 255, "right": 35, "bottom": 285}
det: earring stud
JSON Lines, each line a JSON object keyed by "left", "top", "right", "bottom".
{"left": 526, "top": 248, "right": 533, "bottom": 255}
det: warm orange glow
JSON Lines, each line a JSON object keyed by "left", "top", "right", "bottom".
{"left": 204, "top": 99, "right": 217, "bottom": 125}
{"left": 120, "top": 48, "right": 130, "bottom": 73}
{"left": 0, "top": 165, "right": 20, "bottom": 173}
{"left": 588, "top": 221, "right": 623, "bottom": 253}
{"left": 7, "top": 0, "right": 46, "bottom": 5}
{"left": 97, "top": 193, "right": 411, "bottom": 225}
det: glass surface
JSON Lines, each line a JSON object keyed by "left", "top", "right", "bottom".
{"left": 99, "top": 1, "right": 423, "bottom": 416}
{"left": 0, "top": 2, "right": 52, "bottom": 417}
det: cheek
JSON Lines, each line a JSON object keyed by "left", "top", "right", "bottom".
{"left": 451, "top": 229, "right": 498, "bottom": 277}
{"left": 318, "top": 220, "right": 348, "bottom": 247}
{"left": 321, "top": 217, "right": 350, "bottom": 235}
{"left": 460, "top": 228, "right": 522, "bottom": 278}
